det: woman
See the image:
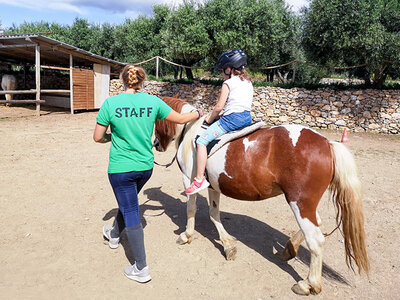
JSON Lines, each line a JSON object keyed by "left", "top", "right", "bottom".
{"left": 185, "top": 49, "right": 253, "bottom": 195}
{"left": 93, "top": 64, "right": 201, "bottom": 283}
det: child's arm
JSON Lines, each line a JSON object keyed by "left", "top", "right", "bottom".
{"left": 206, "top": 83, "right": 229, "bottom": 124}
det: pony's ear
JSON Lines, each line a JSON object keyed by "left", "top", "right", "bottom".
{"left": 173, "top": 93, "right": 181, "bottom": 98}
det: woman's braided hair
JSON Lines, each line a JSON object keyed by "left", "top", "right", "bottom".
{"left": 120, "top": 64, "right": 146, "bottom": 92}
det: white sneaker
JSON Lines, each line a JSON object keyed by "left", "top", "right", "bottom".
{"left": 124, "top": 263, "right": 151, "bottom": 283}
{"left": 103, "top": 224, "right": 120, "bottom": 249}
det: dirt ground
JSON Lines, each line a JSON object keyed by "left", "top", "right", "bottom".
{"left": 1, "top": 105, "right": 399, "bottom": 300}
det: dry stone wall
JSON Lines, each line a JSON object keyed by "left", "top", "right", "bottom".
{"left": 110, "top": 79, "right": 400, "bottom": 134}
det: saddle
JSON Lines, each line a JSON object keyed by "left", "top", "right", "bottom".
{"left": 195, "top": 121, "right": 265, "bottom": 157}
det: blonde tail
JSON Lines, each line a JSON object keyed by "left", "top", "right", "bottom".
{"left": 329, "top": 141, "right": 369, "bottom": 275}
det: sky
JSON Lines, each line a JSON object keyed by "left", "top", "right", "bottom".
{"left": 0, "top": 0, "right": 309, "bottom": 30}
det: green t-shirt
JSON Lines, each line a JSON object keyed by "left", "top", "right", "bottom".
{"left": 96, "top": 92, "right": 172, "bottom": 173}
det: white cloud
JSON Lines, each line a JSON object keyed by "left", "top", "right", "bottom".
{"left": 49, "top": 2, "right": 84, "bottom": 14}
{"left": 0, "top": 0, "right": 84, "bottom": 13}
{"left": 0, "top": 0, "right": 307, "bottom": 16}
{"left": 0, "top": 0, "right": 184, "bottom": 14}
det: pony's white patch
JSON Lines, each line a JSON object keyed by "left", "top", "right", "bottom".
{"left": 243, "top": 138, "right": 256, "bottom": 152}
{"left": 271, "top": 124, "right": 323, "bottom": 147}
{"left": 289, "top": 202, "right": 325, "bottom": 251}
{"left": 207, "top": 144, "right": 230, "bottom": 192}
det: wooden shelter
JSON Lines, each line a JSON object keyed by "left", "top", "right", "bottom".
{"left": 0, "top": 33, "right": 126, "bottom": 115}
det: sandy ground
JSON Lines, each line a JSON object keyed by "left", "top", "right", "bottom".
{"left": 1, "top": 105, "right": 400, "bottom": 300}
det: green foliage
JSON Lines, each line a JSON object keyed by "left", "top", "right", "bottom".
{"left": 114, "top": 5, "right": 170, "bottom": 74}
{"left": 162, "top": 1, "right": 211, "bottom": 64}
{"left": 203, "top": 0, "right": 300, "bottom": 67}
{"left": 2, "top": 0, "right": 398, "bottom": 89}
{"left": 302, "top": 0, "right": 400, "bottom": 88}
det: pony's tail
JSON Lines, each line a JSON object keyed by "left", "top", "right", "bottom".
{"left": 329, "top": 141, "right": 370, "bottom": 275}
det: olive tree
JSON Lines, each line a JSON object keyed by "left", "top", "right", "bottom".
{"left": 161, "top": 0, "right": 212, "bottom": 79}
{"left": 302, "top": 0, "right": 400, "bottom": 88}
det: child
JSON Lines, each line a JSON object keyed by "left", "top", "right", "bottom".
{"left": 185, "top": 49, "right": 253, "bottom": 195}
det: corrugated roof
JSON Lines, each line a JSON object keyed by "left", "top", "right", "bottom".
{"left": 0, "top": 33, "right": 126, "bottom": 71}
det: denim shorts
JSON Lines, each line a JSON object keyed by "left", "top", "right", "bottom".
{"left": 219, "top": 111, "right": 252, "bottom": 131}
{"left": 196, "top": 111, "right": 252, "bottom": 146}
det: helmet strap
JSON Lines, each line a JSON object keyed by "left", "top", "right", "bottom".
{"left": 223, "top": 68, "right": 232, "bottom": 78}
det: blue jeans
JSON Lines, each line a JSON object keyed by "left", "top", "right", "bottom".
{"left": 108, "top": 169, "right": 153, "bottom": 228}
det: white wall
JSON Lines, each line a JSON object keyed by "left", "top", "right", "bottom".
{"left": 93, "top": 64, "right": 110, "bottom": 109}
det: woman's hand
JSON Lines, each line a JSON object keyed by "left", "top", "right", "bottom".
{"left": 93, "top": 123, "right": 111, "bottom": 143}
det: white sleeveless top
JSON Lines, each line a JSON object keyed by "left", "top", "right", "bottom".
{"left": 222, "top": 75, "right": 253, "bottom": 116}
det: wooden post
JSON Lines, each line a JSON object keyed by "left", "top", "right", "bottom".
{"left": 35, "top": 44, "right": 41, "bottom": 116}
{"left": 70, "top": 54, "right": 74, "bottom": 114}
{"left": 156, "top": 56, "right": 159, "bottom": 80}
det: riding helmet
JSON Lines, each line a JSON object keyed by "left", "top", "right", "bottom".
{"left": 213, "top": 49, "right": 247, "bottom": 72}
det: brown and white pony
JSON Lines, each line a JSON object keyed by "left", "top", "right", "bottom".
{"left": 154, "top": 97, "right": 369, "bottom": 295}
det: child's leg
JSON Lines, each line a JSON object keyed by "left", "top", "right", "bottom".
{"left": 185, "top": 121, "right": 226, "bottom": 195}
{"left": 195, "top": 121, "right": 226, "bottom": 179}
{"left": 196, "top": 144, "right": 207, "bottom": 179}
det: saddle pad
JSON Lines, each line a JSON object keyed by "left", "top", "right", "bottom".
{"left": 195, "top": 121, "right": 265, "bottom": 157}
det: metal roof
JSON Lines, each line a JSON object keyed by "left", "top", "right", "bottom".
{"left": 0, "top": 33, "right": 126, "bottom": 72}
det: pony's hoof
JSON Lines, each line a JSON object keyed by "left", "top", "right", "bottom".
{"left": 225, "top": 246, "right": 237, "bottom": 261}
{"left": 281, "top": 241, "right": 297, "bottom": 261}
{"left": 292, "top": 283, "right": 310, "bottom": 296}
{"left": 291, "top": 280, "right": 321, "bottom": 295}
{"left": 176, "top": 232, "right": 193, "bottom": 245}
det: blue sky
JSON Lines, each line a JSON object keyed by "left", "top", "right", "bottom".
{"left": 0, "top": 0, "right": 309, "bottom": 29}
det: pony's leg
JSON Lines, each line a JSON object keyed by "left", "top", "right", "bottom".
{"left": 281, "top": 230, "right": 304, "bottom": 261}
{"left": 289, "top": 202, "right": 325, "bottom": 295}
{"left": 177, "top": 176, "right": 197, "bottom": 245}
{"left": 208, "top": 189, "right": 237, "bottom": 260}
{"left": 281, "top": 211, "right": 321, "bottom": 261}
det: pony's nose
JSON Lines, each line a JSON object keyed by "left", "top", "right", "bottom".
{"left": 153, "top": 138, "right": 160, "bottom": 148}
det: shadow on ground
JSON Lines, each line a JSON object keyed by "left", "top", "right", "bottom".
{"left": 103, "top": 186, "right": 349, "bottom": 286}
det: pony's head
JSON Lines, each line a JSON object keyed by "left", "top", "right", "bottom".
{"left": 154, "top": 96, "right": 188, "bottom": 152}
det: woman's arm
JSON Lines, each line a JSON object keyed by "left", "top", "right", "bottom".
{"left": 93, "top": 123, "right": 111, "bottom": 143}
{"left": 165, "top": 109, "right": 201, "bottom": 124}
{"left": 206, "top": 83, "right": 229, "bottom": 124}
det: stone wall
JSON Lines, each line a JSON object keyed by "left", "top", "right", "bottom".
{"left": 110, "top": 79, "right": 400, "bottom": 134}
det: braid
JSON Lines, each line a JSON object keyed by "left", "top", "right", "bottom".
{"left": 121, "top": 64, "right": 146, "bottom": 92}
{"left": 127, "top": 67, "right": 139, "bottom": 88}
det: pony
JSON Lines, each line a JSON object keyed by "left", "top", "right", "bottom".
{"left": 153, "top": 97, "right": 369, "bottom": 295}
{"left": 1, "top": 74, "right": 17, "bottom": 105}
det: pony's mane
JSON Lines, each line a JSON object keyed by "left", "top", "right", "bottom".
{"left": 155, "top": 97, "right": 187, "bottom": 141}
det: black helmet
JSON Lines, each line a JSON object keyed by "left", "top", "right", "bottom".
{"left": 213, "top": 49, "right": 247, "bottom": 72}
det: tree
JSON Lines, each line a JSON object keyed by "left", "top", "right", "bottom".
{"left": 202, "top": 0, "right": 301, "bottom": 82}
{"left": 302, "top": 0, "right": 400, "bottom": 88}
{"left": 161, "top": 1, "right": 212, "bottom": 79}
{"left": 114, "top": 4, "right": 170, "bottom": 73}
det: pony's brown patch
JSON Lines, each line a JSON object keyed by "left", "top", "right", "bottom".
{"left": 155, "top": 97, "right": 187, "bottom": 150}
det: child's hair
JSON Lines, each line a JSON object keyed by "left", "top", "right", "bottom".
{"left": 120, "top": 64, "right": 146, "bottom": 92}
{"left": 232, "top": 68, "right": 251, "bottom": 82}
